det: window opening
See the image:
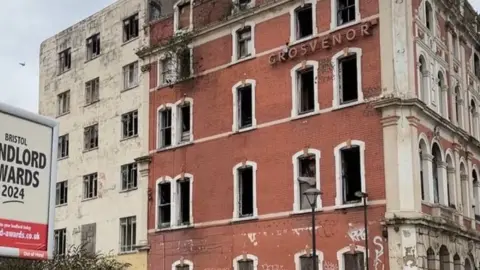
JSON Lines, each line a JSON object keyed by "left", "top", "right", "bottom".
{"left": 58, "top": 134, "right": 69, "bottom": 159}
{"left": 84, "top": 124, "right": 98, "bottom": 150}
{"left": 149, "top": 0, "right": 162, "bottom": 21}
{"left": 178, "top": 2, "right": 191, "bottom": 30}
{"left": 344, "top": 252, "right": 365, "bottom": 270}
{"left": 475, "top": 54, "right": 480, "bottom": 78}
{"left": 158, "top": 182, "right": 171, "bottom": 227}
{"left": 159, "top": 109, "right": 172, "bottom": 147}
{"left": 337, "top": 0, "right": 356, "bottom": 26}
{"left": 238, "top": 259, "right": 254, "bottom": 270}
{"left": 419, "top": 148, "right": 425, "bottom": 201}
{"left": 56, "top": 181, "right": 68, "bottom": 206}
{"left": 178, "top": 49, "right": 191, "bottom": 79}
{"left": 122, "top": 110, "right": 139, "bottom": 138}
{"left": 300, "top": 254, "right": 319, "bottom": 270}
{"left": 238, "top": 85, "right": 253, "bottom": 128}
{"left": 85, "top": 78, "right": 100, "bottom": 105}
{"left": 298, "top": 155, "right": 316, "bottom": 210}
{"left": 83, "top": 173, "right": 98, "bottom": 199}
{"left": 161, "top": 57, "right": 175, "bottom": 84}
{"left": 339, "top": 54, "right": 358, "bottom": 104}
{"left": 238, "top": 166, "right": 254, "bottom": 217}
{"left": 120, "top": 216, "right": 136, "bottom": 252}
{"left": 123, "top": 61, "right": 139, "bottom": 89}
{"left": 177, "top": 178, "right": 191, "bottom": 225}
{"left": 432, "top": 151, "right": 440, "bottom": 204}
{"left": 121, "top": 163, "right": 138, "bottom": 190}
{"left": 297, "top": 67, "right": 315, "bottom": 114}
{"left": 59, "top": 48, "right": 71, "bottom": 73}
{"left": 295, "top": 4, "right": 313, "bottom": 40}
{"left": 80, "top": 223, "right": 96, "bottom": 255}
{"left": 57, "top": 91, "right": 70, "bottom": 115}
{"left": 425, "top": 2, "right": 432, "bottom": 30}
{"left": 237, "top": 27, "right": 252, "bottom": 59}
{"left": 123, "top": 14, "right": 139, "bottom": 42}
{"left": 86, "top": 34, "right": 101, "bottom": 60}
{"left": 341, "top": 146, "right": 362, "bottom": 204}
{"left": 176, "top": 265, "right": 190, "bottom": 270}
{"left": 54, "top": 229, "right": 67, "bottom": 256}
{"left": 179, "top": 103, "right": 191, "bottom": 142}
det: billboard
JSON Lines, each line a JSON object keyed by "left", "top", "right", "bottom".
{"left": 0, "top": 102, "right": 58, "bottom": 260}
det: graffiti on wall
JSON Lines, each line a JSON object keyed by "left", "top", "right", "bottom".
{"left": 347, "top": 227, "right": 366, "bottom": 242}
{"left": 373, "top": 236, "right": 384, "bottom": 270}
{"left": 324, "top": 261, "right": 338, "bottom": 270}
{"left": 261, "top": 264, "right": 285, "bottom": 270}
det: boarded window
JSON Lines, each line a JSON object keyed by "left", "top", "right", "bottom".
{"left": 81, "top": 223, "right": 96, "bottom": 254}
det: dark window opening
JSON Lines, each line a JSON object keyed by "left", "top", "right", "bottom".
{"left": 337, "top": 0, "right": 356, "bottom": 26}
{"left": 298, "top": 155, "right": 316, "bottom": 210}
{"left": 238, "top": 85, "right": 253, "bottom": 128}
{"left": 59, "top": 48, "right": 71, "bottom": 73}
{"left": 160, "top": 109, "right": 172, "bottom": 147}
{"left": 425, "top": 2, "right": 432, "bottom": 30}
{"left": 178, "top": 49, "right": 191, "bottom": 79}
{"left": 179, "top": 104, "right": 191, "bottom": 142}
{"left": 239, "top": 166, "right": 254, "bottom": 217}
{"left": 295, "top": 4, "right": 313, "bottom": 40}
{"left": 86, "top": 34, "right": 101, "bottom": 60}
{"left": 178, "top": 178, "right": 191, "bottom": 225}
{"left": 122, "top": 110, "right": 139, "bottom": 138}
{"left": 237, "top": 27, "right": 252, "bottom": 59}
{"left": 344, "top": 252, "right": 365, "bottom": 270}
{"left": 178, "top": 2, "right": 191, "bottom": 30}
{"left": 300, "top": 255, "right": 319, "bottom": 270}
{"left": 298, "top": 67, "right": 315, "bottom": 114}
{"left": 419, "top": 149, "right": 425, "bottom": 201}
{"left": 54, "top": 229, "right": 67, "bottom": 256}
{"left": 149, "top": 0, "right": 162, "bottom": 21}
{"left": 341, "top": 146, "right": 362, "bottom": 204}
{"left": 121, "top": 163, "right": 138, "bottom": 190}
{"left": 176, "top": 265, "right": 190, "bottom": 270}
{"left": 339, "top": 54, "right": 358, "bottom": 104}
{"left": 475, "top": 54, "right": 480, "bottom": 78}
{"left": 238, "top": 259, "right": 254, "bottom": 270}
{"left": 158, "top": 182, "right": 171, "bottom": 227}
{"left": 123, "top": 14, "right": 139, "bottom": 42}
{"left": 56, "top": 181, "right": 68, "bottom": 206}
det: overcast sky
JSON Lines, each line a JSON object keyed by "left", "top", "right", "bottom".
{"left": 1, "top": 1, "right": 480, "bottom": 113}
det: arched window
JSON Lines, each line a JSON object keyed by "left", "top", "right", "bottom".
{"left": 460, "top": 162, "right": 469, "bottom": 216}
{"left": 172, "top": 259, "right": 193, "bottom": 270}
{"left": 419, "top": 138, "right": 430, "bottom": 201}
{"left": 233, "top": 254, "right": 258, "bottom": 270}
{"left": 439, "top": 245, "right": 450, "bottom": 270}
{"left": 474, "top": 54, "right": 480, "bottom": 78}
{"left": 425, "top": 1, "right": 433, "bottom": 30}
{"left": 427, "top": 248, "right": 435, "bottom": 270}
{"left": 473, "top": 169, "right": 479, "bottom": 218}
{"left": 454, "top": 86, "right": 461, "bottom": 126}
{"left": 418, "top": 56, "right": 428, "bottom": 102}
{"left": 437, "top": 71, "right": 446, "bottom": 117}
{"left": 292, "top": 148, "right": 321, "bottom": 212}
{"left": 290, "top": 60, "right": 319, "bottom": 117}
{"left": 453, "top": 254, "right": 461, "bottom": 270}
{"left": 294, "top": 250, "right": 324, "bottom": 270}
{"left": 465, "top": 258, "right": 472, "bottom": 270}
{"left": 337, "top": 245, "right": 365, "bottom": 270}
{"left": 445, "top": 154, "right": 456, "bottom": 208}
{"left": 431, "top": 143, "right": 442, "bottom": 204}
{"left": 470, "top": 99, "right": 477, "bottom": 137}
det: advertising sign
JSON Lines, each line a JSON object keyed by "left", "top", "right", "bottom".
{"left": 0, "top": 102, "right": 58, "bottom": 260}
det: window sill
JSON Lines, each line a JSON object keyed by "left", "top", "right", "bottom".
{"left": 122, "top": 37, "right": 139, "bottom": 47}
{"left": 289, "top": 35, "right": 317, "bottom": 47}
{"left": 121, "top": 84, "right": 139, "bottom": 93}
{"left": 229, "top": 55, "right": 256, "bottom": 67}
{"left": 57, "top": 156, "right": 69, "bottom": 161}
{"left": 330, "top": 20, "right": 361, "bottom": 33}
{"left": 85, "top": 55, "right": 102, "bottom": 64}
{"left": 55, "top": 203, "right": 67, "bottom": 208}
{"left": 332, "top": 100, "right": 363, "bottom": 111}
{"left": 290, "top": 110, "right": 320, "bottom": 121}
{"left": 334, "top": 202, "right": 364, "bottom": 210}
{"left": 121, "top": 135, "right": 139, "bottom": 142}
{"left": 56, "top": 112, "right": 70, "bottom": 118}
{"left": 84, "top": 100, "right": 100, "bottom": 108}
{"left": 119, "top": 187, "right": 138, "bottom": 193}
{"left": 154, "top": 141, "right": 194, "bottom": 153}
{"left": 232, "top": 126, "right": 256, "bottom": 134}
{"left": 290, "top": 208, "right": 322, "bottom": 216}
{"left": 81, "top": 197, "right": 98, "bottom": 202}
{"left": 83, "top": 147, "right": 98, "bottom": 154}
{"left": 118, "top": 250, "right": 137, "bottom": 256}
{"left": 154, "top": 224, "right": 194, "bottom": 233}
{"left": 231, "top": 216, "right": 258, "bottom": 223}
{"left": 57, "top": 69, "right": 71, "bottom": 76}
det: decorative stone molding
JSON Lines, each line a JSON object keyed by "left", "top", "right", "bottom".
{"left": 437, "top": 161, "right": 448, "bottom": 168}
{"left": 422, "top": 153, "right": 434, "bottom": 161}
{"left": 380, "top": 115, "right": 400, "bottom": 127}
{"left": 447, "top": 167, "right": 456, "bottom": 173}
{"left": 135, "top": 154, "right": 152, "bottom": 177}
{"left": 461, "top": 174, "right": 468, "bottom": 181}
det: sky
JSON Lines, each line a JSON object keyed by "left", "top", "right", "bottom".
{"left": 1, "top": 1, "right": 480, "bottom": 113}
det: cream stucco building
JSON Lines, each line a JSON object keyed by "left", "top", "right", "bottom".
{"left": 38, "top": 0, "right": 150, "bottom": 268}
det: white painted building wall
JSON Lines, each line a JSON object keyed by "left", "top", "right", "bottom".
{"left": 38, "top": 0, "right": 149, "bottom": 259}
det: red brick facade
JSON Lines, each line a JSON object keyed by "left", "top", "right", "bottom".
{"left": 144, "top": 0, "right": 388, "bottom": 269}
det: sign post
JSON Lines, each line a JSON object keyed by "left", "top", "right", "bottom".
{"left": 0, "top": 102, "right": 58, "bottom": 260}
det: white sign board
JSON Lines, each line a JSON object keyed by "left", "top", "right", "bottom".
{"left": 0, "top": 102, "right": 58, "bottom": 260}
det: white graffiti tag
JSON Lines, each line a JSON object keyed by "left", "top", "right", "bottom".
{"left": 373, "top": 236, "right": 384, "bottom": 270}
{"left": 347, "top": 227, "right": 365, "bottom": 242}
{"left": 324, "top": 261, "right": 338, "bottom": 270}
{"left": 261, "top": 264, "right": 285, "bottom": 270}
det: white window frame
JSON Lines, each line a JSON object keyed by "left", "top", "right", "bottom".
{"left": 123, "top": 61, "right": 139, "bottom": 90}
{"left": 289, "top": 0, "right": 318, "bottom": 44}
{"left": 294, "top": 250, "right": 324, "bottom": 270}
{"left": 232, "top": 79, "right": 257, "bottom": 132}
{"left": 330, "top": 0, "right": 360, "bottom": 31}
{"left": 173, "top": 0, "right": 193, "bottom": 33}
{"left": 331, "top": 47, "right": 364, "bottom": 109}
{"left": 172, "top": 259, "right": 194, "bottom": 270}
{"left": 337, "top": 245, "right": 366, "bottom": 270}
{"left": 292, "top": 148, "right": 321, "bottom": 213}
{"left": 156, "top": 103, "right": 175, "bottom": 149}
{"left": 334, "top": 140, "right": 366, "bottom": 208}
{"left": 290, "top": 60, "right": 320, "bottom": 118}
{"left": 173, "top": 173, "right": 194, "bottom": 227}
{"left": 233, "top": 254, "right": 258, "bottom": 270}
{"left": 232, "top": 161, "right": 258, "bottom": 220}
{"left": 54, "top": 228, "right": 67, "bottom": 256}
{"left": 119, "top": 216, "right": 137, "bottom": 253}
{"left": 155, "top": 176, "right": 174, "bottom": 229}
{"left": 231, "top": 23, "right": 256, "bottom": 63}
{"left": 437, "top": 69, "right": 448, "bottom": 118}
{"left": 175, "top": 97, "right": 194, "bottom": 144}
{"left": 158, "top": 53, "right": 177, "bottom": 86}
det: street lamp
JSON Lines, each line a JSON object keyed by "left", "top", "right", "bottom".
{"left": 355, "top": 191, "right": 369, "bottom": 270}
{"left": 303, "top": 188, "right": 322, "bottom": 270}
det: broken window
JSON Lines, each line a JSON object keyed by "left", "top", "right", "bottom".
{"left": 298, "top": 155, "right": 316, "bottom": 210}
{"left": 344, "top": 252, "right": 364, "bottom": 270}
{"left": 86, "top": 33, "right": 101, "bottom": 61}
{"left": 123, "top": 14, "right": 139, "bottom": 42}
{"left": 123, "top": 61, "right": 139, "bottom": 89}
{"left": 300, "top": 254, "right": 318, "bottom": 270}
{"left": 238, "top": 166, "right": 254, "bottom": 218}
{"left": 294, "top": 4, "right": 313, "bottom": 40}
{"left": 58, "top": 134, "right": 69, "bottom": 159}
{"left": 177, "top": 2, "right": 191, "bottom": 30}
{"left": 237, "top": 85, "right": 253, "bottom": 129}
{"left": 338, "top": 54, "right": 358, "bottom": 104}
{"left": 55, "top": 181, "right": 68, "bottom": 206}
{"left": 238, "top": 259, "right": 254, "bottom": 270}
{"left": 341, "top": 145, "right": 362, "bottom": 204}
{"left": 177, "top": 49, "right": 191, "bottom": 79}
{"left": 121, "top": 163, "right": 138, "bottom": 191}
{"left": 83, "top": 173, "right": 98, "bottom": 199}
{"left": 177, "top": 178, "right": 191, "bottom": 225}
{"left": 336, "top": 0, "right": 356, "bottom": 26}
{"left": 149, "top": 0, "right": 162, "bottom": 21}
{"left": 120, "top": 216, "right": 136, "bottom": 252}
{"left": 54, "top": 228, "right": 67, "bottom": 256}
{"left": 85, "top": 77, "right": 100, "bottom": 105}
{"left": 80, "top": 223, "right": 96, "bottom": 255}
{"left": 121, "top": 110, "right": 138, "bottom": 139}
{"left": 236, "top": 0, "right": 251, "bottom": 10}
{"left": 178, "top": 103, "right": 191, "bottom": 143}
{"left": 57, "top": 90, "right": 70, "bottom": 116}
{"left": 237, "top": 26, "right": 252, "bottom": 59}
{"left": 157, "top": 182, "right": 171, "bottom": 228}
{"left": 297, "top": 67, "right": 315, "bottom": 114}
{"left": 58, "top": 48, "right": 71, "bottom": 74}
{"left": 160, "top": 57, "right": 176, "bottom": 84}
{"left": 159, "top": 109, "right": 172, "bottom": 148}
{"left": 84, "top": 124, "right": 98, "bottom": 150}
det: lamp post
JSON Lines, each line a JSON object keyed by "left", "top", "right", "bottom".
{"left": 355, "top": 191, "right": 369, "bottom": 270}
{"left": 303, "top": 188, "right": 322, "bottom": 270}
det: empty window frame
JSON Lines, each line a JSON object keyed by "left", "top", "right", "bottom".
{"left": 297, "top": 67, "right": 315, "bottom": 114}
{"left": 176, "top": 177, "right": 191, "bottom": 225}
{"left": 236, "top": 84, "right": 253, "bottom": 129}
{"left": 85, "top": 78, "right": 100, "bottom": 105}
{"left": 475, "top": 54, "right": 480, "bottom": 79}
{"left": 336, "top": 0, "right": 356, "bottom": 26}
{"left": 80, "top": 223, "right": 96, "bottom": 254}
{"left": 121, "top": 110, "right": 139, "bottom": 139}
{"left": 58, "top": 134, "right": 69, "bottom": 159}
{"left": 56, "top": 180, "right": 68, "bottom": 206}
{"left": 177, "top": 49, "right": 192, "bottom": 79}
{"left": 174, "top": 261, "right": 193, "bottom": 270}
{"left": 86, "top": 33, "right": 101, "bottom": 60}
{"left": 120, "top": 216, "right": 136, "bottom": 252}
{"left": 123, "top": 61, "right": 139, "bottom": 89}
{"left": 59, "top": 48, "right": 71, "bottom": 74}
{"left": 157, "top": 181, "right": 171, "bottom": 228}
{"left": 176, "top": 1, "right": 191, "bottom": 30}
{"left": 123, "top": 14, "right": 139, "bottom": 42}
{"left": 340, "top": 145, "right": 362, "bottom": 204}
{"left": 299, "top": 254, "right": 319, "bottom": 270}
{"left": 177, "top": 102, "right": 191, "bottom": 143}
{"left": 236, "top": 26, "right": 252, "bottom": 59}
{"left": 158, "top": 108, "right": 172, "bottom": 148}
{"left": 57, "top": 90, "right": 70, "bottom": 116}
{"left": 338, "top": 53, "right": 359, "bottom": 105}
{"left": 160, "top": 56, "right": 176, "bottom": 85}
{"left": 294, "top": 4, "right": 313, "bottom": 40}
{"left": 237, "top": 166, "right": 254, "bottom": 218}
{"left": 297, "top": 154, "right": 317, "bottom": 210}
{"left": 149, "top": 0, "right": 162, "bottom": 21}
{"left": 83, "top": 173, "right": 98, "bottom": 199}
{"left": 234, "top": 255, "right": 258, "bottom": 270}
{"left": 343, "top": 252, "right": 365, "bottom": 270}
{"left": 121, "top": 163, "right": 138, "bottom": 190}
{"left": 84, "top": 124, "right": 99, "bottom": 150}
{"left": 425, "top": 1, "right": 433, "bottom": 30}
{"left": 238, "top": 259, "right": 254, "bottom": 270}
{"left": 54, "top": 228, "right": 67, "bottom": 256}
